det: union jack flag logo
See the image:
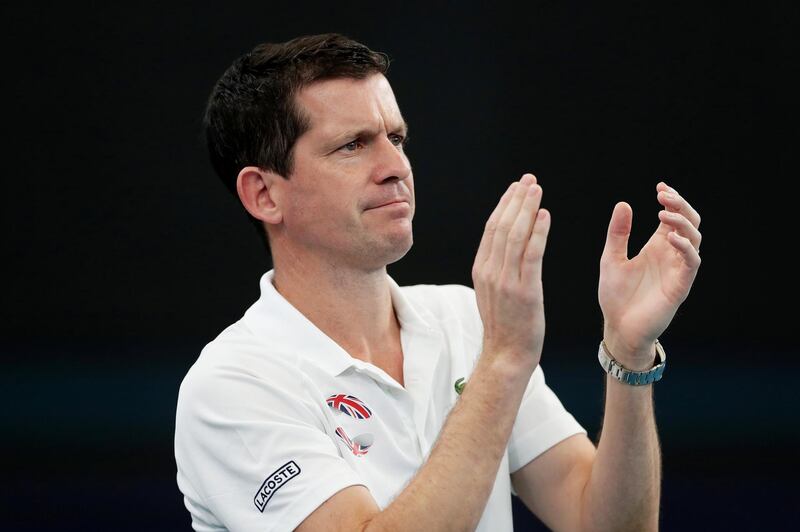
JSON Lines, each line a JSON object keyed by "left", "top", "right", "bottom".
{"left": 335, "top": 427, "right": 373, "bottom": 456}
{"left": 326, "top": 394, "right": 373, "bottom": 419}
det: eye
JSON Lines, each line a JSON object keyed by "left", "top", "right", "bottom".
{"left": 389, "top": 134, "right": 407, "bottom": 147}
{"left": 340, "top": 139, "right": 364, "bottom": 152}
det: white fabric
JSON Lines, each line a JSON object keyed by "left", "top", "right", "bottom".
{"left": 175, "top": 270, "right": 586, "bottom": 531}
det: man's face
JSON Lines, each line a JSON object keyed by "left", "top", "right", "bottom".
{"left": 276, "top": 73, "right": 414, "bottom": 271}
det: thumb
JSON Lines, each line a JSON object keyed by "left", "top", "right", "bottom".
{"left": 601, "top": 202, "right": 632, "bottom": 264}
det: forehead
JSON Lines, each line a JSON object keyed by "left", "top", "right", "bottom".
{"left": 295, "top": 74, "right": 405, "bottom": 138}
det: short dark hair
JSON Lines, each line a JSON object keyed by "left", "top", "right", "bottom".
{"left": 203, "top": 33, "right": 391, "bottom": 247}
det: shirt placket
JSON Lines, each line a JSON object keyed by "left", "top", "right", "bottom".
{"left": 401, "top": 326, "right": 444, "bottom": 460}
{"left": 353, "top": 364, "right": 425, "bottom": 461}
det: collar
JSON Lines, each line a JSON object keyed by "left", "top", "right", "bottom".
{"left": 241, "top": 269, "right": 439, "bottom": 381}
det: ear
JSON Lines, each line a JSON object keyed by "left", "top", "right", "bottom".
{"left": 236, "top": 166, "right": 284, "bottom": 226}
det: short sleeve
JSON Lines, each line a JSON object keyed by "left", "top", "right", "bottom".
{"left": 175, "top": 351, "right": 366, "bottom": 532}
{"left": 507, "top": 365, "right": 586, "bottom": 475}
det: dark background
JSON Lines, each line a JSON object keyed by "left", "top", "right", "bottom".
{"left": 2, "top": 2, "right": 797, "bottom": 530}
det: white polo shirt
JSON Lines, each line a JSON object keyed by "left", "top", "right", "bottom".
{"left": 175, "top": 270, "right": 585, "bottom": 532}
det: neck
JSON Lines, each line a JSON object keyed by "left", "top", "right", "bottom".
{"left": 270, "top": 247, "right": 401, "bottom": 369}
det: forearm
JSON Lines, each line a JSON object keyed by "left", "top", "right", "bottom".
{"left": 580, "top": 372, "right": 661, "bottom": 532}
{"left": 365, "top": 355, "right": 534, "bottom": 532}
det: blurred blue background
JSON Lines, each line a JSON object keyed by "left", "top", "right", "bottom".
{"left": 2, "top": 1, "right": 797, "bottom": 530}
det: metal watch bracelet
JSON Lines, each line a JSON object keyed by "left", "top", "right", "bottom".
{"left": 598, "top": 339, "right": 667, "bottom": 385}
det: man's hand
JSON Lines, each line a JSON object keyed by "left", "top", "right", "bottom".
{"left": 599, "top": 181, "right": 702, "bottom": 367}
{"left": 472, "top": 173, "right": 550, "bottom": 372}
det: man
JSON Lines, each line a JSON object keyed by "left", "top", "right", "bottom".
{"left": 175, "top": 33, "right": 702, "bottom": 531}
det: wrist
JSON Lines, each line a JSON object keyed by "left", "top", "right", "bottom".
{"left": 602, "top": 333, "right": 657, "bottom": 370}
{"left": 598, "top": 339, "right": 666, "bottom": 386}
{"left": 476, "top": 350, "right": 538, "bottom": 385}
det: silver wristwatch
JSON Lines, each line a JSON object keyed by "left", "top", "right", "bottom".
{"left": 598, "top": 339, "right": 667, "bottom": 385}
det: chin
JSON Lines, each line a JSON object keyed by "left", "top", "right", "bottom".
{"left": 361, "top": 230, "right": 413, "bottom": 269}
{"left": 384, "top": 237, "right": 413, "bottom": 265}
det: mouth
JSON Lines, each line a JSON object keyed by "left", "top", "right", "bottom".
{"left": 366, "top": 199, "right": 410, "bottom": 210}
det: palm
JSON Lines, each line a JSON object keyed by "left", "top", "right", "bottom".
{"left": 598, "top": 186, "right": 701, "bottom": 354}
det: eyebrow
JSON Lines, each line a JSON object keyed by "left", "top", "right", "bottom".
{"left": 328, "top": 121, "right": 409, "bottom": 147}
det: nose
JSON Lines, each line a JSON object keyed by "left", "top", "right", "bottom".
{"left": 371, "top": 135, "right": 412, "bottom": 184}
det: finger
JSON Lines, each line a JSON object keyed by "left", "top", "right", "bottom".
{"left": 520, "top": 173, "right": 537, "bottom": 186}
{"left": 658, "top": 210, "right": 702, "bottom": 251}
{"left": 504, "top": 184, "right": 543, "bottom": 277}
{"left": 657, "top": 182, "right": 701, "bottom": 229}
{"left": 601, "top": 202, "right": 633, "bottom": 265}
{"left": 667, "top": 230, "right": 702, "bottom": 270}
{"left": 474, "top": 174, "right": 538, "bottom": 273}
{"left": 474, "top": 182, "right": 517, "bottom": 268}
{"left": 521, "top": 208, "right": 552, "bottom": 283}
{"left": 487, "top": 182, "right": 531, "bottom": 271}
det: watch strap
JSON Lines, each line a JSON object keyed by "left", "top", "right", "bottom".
{"left": 598, "top": 339, "right": 666, "bottom": 385}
